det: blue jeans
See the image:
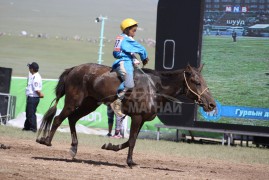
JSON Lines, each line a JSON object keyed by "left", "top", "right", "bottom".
{"left": 24, "top": 96, "right": 40, "bottom": 131}
{"left": 115, "top": 60, "right": 134, "bottom": 95}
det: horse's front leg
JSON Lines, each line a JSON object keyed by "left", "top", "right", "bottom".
{"left": 102, "top": 115, "right": 144, "bottom": 168}
{"left": 126, "top": 115, "right": 143, "bottom": 168}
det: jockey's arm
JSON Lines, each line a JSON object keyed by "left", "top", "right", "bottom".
{"left": 121, "top": 39, "right": 148, "bottom": 62}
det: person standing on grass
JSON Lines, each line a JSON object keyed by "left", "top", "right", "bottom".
{"left": 23, "top": 62, "right": 44, "bottom": 132}
{"left": 232, "top": 30, "right": 237, "bottom": 42}
{"left": 106, "top": 105, "right": 124, "bottom": 138}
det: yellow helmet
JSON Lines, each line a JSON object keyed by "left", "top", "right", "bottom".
{"left": 120, "top": 18, "right": 138, "bottom": 31}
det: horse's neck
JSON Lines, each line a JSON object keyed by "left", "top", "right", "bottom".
{"left": 157, "top": 69, "right": 185, "bottom": 97}
{"left": 136, "top": 68, "right": 185, "bottom": 97}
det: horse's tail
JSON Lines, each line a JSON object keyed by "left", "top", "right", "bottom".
{"left": 37, "top": 67, "right": 75, "bottom": 139}
{"left": 55, "top": 67, "right": 74, "bottom": 100}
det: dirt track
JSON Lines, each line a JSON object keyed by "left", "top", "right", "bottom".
{"left": 1, "top": 136, "right": 269, "bottom": 180}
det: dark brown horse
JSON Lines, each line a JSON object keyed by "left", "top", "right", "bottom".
{"left": 36, "top": 63, "right": 216, "bottom": 168}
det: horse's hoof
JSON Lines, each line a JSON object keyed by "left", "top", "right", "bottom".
{"left": 127, "top": 160, "right": 138, "bottom": 168}
{"left": 44, "top": 137, "right": 52, "bottom": 146}
{"left": 69, "top": 148, "right": 77, "bottom": 159}
{"left": 101, "top": 143, "right": 112, "bottom": 150}
{"left": 37, "top": 137, "right": 51, "bottom": 146}
{"left": 36, "top": 137, "right": 46, "bottom": 145}
{"left": 101, "top": 143, "right": 107, "bottom": 149}
{"left": 128, "top": 163, "right": 134, "bottom": 169}
{"left": 0, "top": 144, "right": 11, "bottom": 149}
{"left": 128, "top": 163, "right": 138, "bottom": 168}
{"left": 69, "top": 146, "right": 77, "bottom": 159}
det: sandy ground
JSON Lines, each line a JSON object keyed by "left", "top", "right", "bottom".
{"left": 1, "top": 136, "right": 269, "bottom": 180}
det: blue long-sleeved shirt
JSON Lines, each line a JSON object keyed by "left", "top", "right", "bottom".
{"left": 112, "top": 34, "right": 148, "bottom": 69}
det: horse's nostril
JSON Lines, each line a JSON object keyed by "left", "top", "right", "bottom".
{"left": 209, "top": 103, "right": 216, "bottom": 109}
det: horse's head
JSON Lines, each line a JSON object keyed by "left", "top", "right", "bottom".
{"left": 183, "top": 64, "right": 216, "bottom": 112}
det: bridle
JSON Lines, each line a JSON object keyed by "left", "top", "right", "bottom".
{"left": 136, "top": 67, "right": 209, "bottom": 105}
{"left": 183, "top": 71, "right": 208, "bottom": 104}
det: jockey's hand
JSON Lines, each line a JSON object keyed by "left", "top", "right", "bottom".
{"left": 143, "top": 58, "right": 149, "bottom": 67}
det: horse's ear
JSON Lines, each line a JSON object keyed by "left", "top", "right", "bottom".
{"left": 186, "top": 64, "right": 192, "bottom": 70}
{"left": 185, "top": 64, "right": 192, "bottom": 76}
{"left": 198, "top": 63, "right": 204, "bottom": 72}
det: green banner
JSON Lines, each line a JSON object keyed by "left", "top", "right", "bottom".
{"left": 10, "top": 77, "right": 162, "bottom": 130}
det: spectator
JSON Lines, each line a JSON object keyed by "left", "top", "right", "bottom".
{"left": 23, "top": 62, "right": 44, "bottom": 132}
{"left": 107, "top": 105, "right": 124, "bottom": 138}
{"left": 232, "top": 30, "right": 237, "bottom": 42}
{"left": 107, "top": 105, "right": 113, "bottom": 137}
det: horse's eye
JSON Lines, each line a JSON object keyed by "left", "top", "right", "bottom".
{"left": 191, "top": 77, "right": 200, "bottom": 86}
{"left": 192, "top": 80, "right": 201, "bottom": 86}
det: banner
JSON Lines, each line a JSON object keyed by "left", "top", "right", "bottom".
{"left": 200, "top": 100, "right": 269, "bottom": 126}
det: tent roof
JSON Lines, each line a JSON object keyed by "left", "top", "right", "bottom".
{"left": 248, "top": 24, "right": 269, "bottom": 29}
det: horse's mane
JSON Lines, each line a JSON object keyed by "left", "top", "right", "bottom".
{"left": 139, "top": 68, "right": 159, "bottom": 75}
{"left": 140, "top": 68, "right": 184, "bottom": 77}
{"left": 86, "top": 63, "right": 185, "bottom": 79}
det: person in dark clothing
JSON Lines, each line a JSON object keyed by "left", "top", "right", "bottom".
{"left": 232, "top": 30, "right": 237, "bottom": 42}
{"left": 23, "top": 62, "right": 44, "bottom": 132}
{"left": 107, "top": 105, "right": 114, "bottom": 137}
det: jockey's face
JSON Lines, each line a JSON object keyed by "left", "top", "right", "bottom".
{"left": 128, "top": 26, "right": 137, "bottom": 38}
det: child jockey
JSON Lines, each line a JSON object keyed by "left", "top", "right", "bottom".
{"left": 111, "top": 18, "right": 149, "bottom": 118}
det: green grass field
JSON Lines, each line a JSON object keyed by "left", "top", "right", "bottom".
{"left": 200, "top": 36, "right": 269, "bottom": 126}
{"left": 201, "top": 36, "right": 269, "bottom": 108}
{"left": 0, "top": 0, "right": 157, "bottom": 78}
{"left": 0, "top": 0, "right": 157, "bottom": 39}
{"left": 0, "top": 35, "right": 156, "bottom": 78}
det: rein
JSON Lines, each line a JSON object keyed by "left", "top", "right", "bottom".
{"left": 183, "top": 71, "right": 208, "bottom": 103}
{"left": 136, "top": 66, "right": 186, "bottom": 105}
{"left": 112, "top": 63, "right": 206, "bottom": 105}
{"left": 136, "top": 66, "right": 157, "bottom": 90}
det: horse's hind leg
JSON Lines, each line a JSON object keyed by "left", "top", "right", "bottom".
{"left": 102, "top": 140, "right": 129, "bottom": 152}
{"left": 43, "top": 105, "right": 74, "bottom": 146}
{"left": 68, "top": 97, "right": 98, "bottom": 159}
{"left": 41, "top": 90, "right": 87, "bottom": 146}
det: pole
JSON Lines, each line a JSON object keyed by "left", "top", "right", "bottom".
{"left": 97, "top": 16, "right": 107, "bottom": 64}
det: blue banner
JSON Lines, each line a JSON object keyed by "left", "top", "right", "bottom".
{"left": 200, "top": 100, "right": 269, "bottom": 121}
{"left": 221, "top": 106, "right": 269, "bottom": 120}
